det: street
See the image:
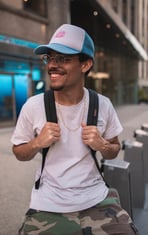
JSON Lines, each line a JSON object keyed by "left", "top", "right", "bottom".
{"left": 0, "top": 128, "right": 41, "bottom": 235}
{"left": 0, "top": 103, "right": 148, "bottom": 235}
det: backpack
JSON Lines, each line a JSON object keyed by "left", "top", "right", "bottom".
{"left": 35, "top": 88, "right": 106, "bottom": 189}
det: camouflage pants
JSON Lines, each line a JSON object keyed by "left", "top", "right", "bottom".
{"left": 19, "top": 188, "right": 139, "bottom": 235}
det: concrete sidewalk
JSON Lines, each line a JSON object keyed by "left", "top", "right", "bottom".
{"left": 0, "top": 128, "right": 41, "bottom": 235}
{"left": 0, "top": 103, "right": 148, "bottom": 235}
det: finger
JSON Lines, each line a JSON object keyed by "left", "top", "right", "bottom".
{"left": 46, "top": 123, "right": 60, "bottom": 133}
{"left": 81, "top": 123, "right": 86, "bottom": 128}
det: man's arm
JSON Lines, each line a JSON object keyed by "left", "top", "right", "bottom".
{"left": 13, "top": 122, "right": 61, "bottom": 161}
{"left": 13, "top": 138, "right": 41, "bottom": 161}
{"left": 98, "top": 136, "right": 121, "bottom": 159}
{"left": 81, "top": 124, "right": 121, "bottom": 159}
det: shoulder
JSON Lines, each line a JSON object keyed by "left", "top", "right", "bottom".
{"left": 87, "top": 89, "right": 111, "bottom": 105}
{"left": 26, "top": 93, "right": 44, "bottom": 105}
{"left": 97, "top": 93, "right": 119, "bottom": 119}
{"left": 23, "top": 93, "right": 44, "bottom": 108}
{"left": 20, "top": 93, "right": 44, "bottom": 120}
{"left": 97, "top": 94, "right": 123, "bottom": 138}
{"left": 97, "top": 93, "right": 114, "bottom": 111}
{"left": 87, "top": 89, "right": 114, "bottom": 113}
{"left": 98, "top": 93, "right": 111, "bottom": 104}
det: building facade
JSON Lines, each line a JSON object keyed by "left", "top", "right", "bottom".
{"left": 136, "top": 0, "right": 148, "bottom": 101}
{"left": 106, "top": 0, "right": 148, "bottom": 102}
{"left": 0, "top": 0, "right": 147, "bottom": 126}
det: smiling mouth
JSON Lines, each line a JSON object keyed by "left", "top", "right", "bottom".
{"left": 48, "top": 70, "right": 65, "bottom": 76}
{"left": 50, "top": 73, "right": 60, "bottom": 77}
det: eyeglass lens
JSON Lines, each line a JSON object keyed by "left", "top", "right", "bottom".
{"left": 42, "top": 54, "right": 78, "bottom": 64}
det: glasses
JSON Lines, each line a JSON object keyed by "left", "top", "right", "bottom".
{"left": 42, "top": 54, "right": 79, "bottom": 65}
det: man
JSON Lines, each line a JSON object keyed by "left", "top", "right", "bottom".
{"left": 11, "top": 24, "right": 138, "bottom": 235}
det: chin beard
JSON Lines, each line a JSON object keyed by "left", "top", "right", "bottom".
{"left": 50, "top": 85, "right": 65, "bottom": 91}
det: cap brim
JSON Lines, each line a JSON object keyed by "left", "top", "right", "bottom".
{"left": 34, "top": 43, "right": 80, "bottom": 55}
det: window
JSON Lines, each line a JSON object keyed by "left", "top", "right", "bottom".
{"left": 131, "top": 0, "right": 135, "bottom": 34}
{"left": 23, "top": 0, "right": 47, "bottom": 17}
{"left": 111, "top": 0, "right": 118, "bottom": 12}
{"left": 122, "top": 0, "right": 127, "bottom": 25}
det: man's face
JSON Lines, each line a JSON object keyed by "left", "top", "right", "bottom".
{"left": 42, "top": 51, "right": 91, "bottom": 91}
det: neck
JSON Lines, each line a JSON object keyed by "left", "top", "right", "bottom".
{"left": 54, "top": 88, "right": 85, "bottom": 105}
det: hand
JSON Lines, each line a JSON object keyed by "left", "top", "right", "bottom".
{"left": 35, "top": 122, "right": 61, "bottom": 149}
{"left": 81, "top": 123, "right": 105, "bottom": 151}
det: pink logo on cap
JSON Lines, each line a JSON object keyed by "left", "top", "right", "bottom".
{"left": 55, "top": 30, "right": 66, "bottom": 38}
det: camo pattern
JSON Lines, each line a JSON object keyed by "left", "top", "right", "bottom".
{"left": 19, "top": 188, "right": 139, "bottom": 235}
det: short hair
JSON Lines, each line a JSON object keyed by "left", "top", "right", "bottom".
{"left": 78, "top": 53, "right": 93, "bottom": 76}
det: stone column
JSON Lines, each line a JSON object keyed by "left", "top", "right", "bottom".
{"left": 46, "top": 0, "right": 71, "bottom": 39}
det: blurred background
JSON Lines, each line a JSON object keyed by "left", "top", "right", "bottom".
{"left": 0, "top": 1, "right": 148, "bottom": 234}
{"left": 0, "top": 0, "right": 148, "bottom": 128}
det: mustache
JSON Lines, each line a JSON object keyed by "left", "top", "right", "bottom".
{"left": 48, "top": 68, "right": 65, "bottom": 75}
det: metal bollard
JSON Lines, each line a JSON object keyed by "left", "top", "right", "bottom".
{"left": 141, "top": 123, "right": 148, "bottom": 132}
{"left": 102, "top": 158, "right": 133, "bottom": 218}
{"left": 122, "top": 140, "right": 145, "bottom": 208}
{"left": 134, "top": 129, "right": 148, "bottom": 183}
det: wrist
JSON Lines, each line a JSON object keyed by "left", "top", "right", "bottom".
{"left": 100, "top": 139, "right": 109, "bottom": 152}
{"left": 31, "top": 137, "right": 42, "bottom": 152}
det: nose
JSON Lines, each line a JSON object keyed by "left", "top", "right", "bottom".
{"left": 47, "top": 58, "right": 59, "bottom": 68}
{"left": 49, "top": 57, "right": 58, "bottom": 64}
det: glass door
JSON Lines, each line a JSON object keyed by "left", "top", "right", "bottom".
{"left": 0, "top": 72, "right": 29, "bottom": 125}
{"left": 14, "top": 74, "right": 28, "bottom": 117}
{"left": 0, "top": 74, "right": 13, "bottom": 122}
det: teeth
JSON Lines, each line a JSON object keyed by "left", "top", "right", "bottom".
{"left": 51, "top": 74, "right": 60, "bottom": 77}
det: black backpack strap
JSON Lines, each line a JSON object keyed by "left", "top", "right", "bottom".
{"left": 87, "top": 89, "right": 99, "bottom": 126}
{"left": 87, "top": 89, "right": 100, "bottom": 173}
{"left": 44, "top": 89, "right": 58, "bottom": 123}
{"left": 35, "top": 89, "right": 57, "bottom": 189}
{"left": 87, "top": 89, "right": 108, "bottom": 187}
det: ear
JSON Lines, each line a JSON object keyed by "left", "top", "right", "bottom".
{"left": 81, "top": 59, "right": 93, "bottom": 73}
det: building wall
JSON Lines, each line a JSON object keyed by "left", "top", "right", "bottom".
{"left": 86, "top": 0, "right": 143, "bottom": 104}
{"left": 0, "top": 0, "right": 71, "bottom": 126}
{"left": 0, "top": 11, "right": 47, "bottom": 43}
{"left": 0, "top": 0, "right": 147, "bottom": 126}
{"left": 0, "top": 0, "right": 22, "bottom": 9}
{"left": 46, "top": 0, "right": 71, "bottom": 37}
{"left": 0, "top": 0, "right": 71, "bottom": 43}
{"left": 110, "top": 0, "right": 148, "bottom": 99}
{"left": 94, "top": 50, "right": 138, "bottom": 105}
{"left": 137, "top": 0, "right": 148, "bottom": 91}
{"left": 0, "top": 1, "right": 47, "bottom": 43}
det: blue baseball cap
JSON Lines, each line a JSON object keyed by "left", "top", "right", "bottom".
{"left": 34, "top": 24, "right": 95, "bottom": 59}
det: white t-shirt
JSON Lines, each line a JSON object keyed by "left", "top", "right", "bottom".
{"left": 11, "top": 88, "right": 123, "bottom": 213}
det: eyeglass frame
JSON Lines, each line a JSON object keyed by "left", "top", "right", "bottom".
{"left": 41, "top": 54, "right": 80, "bottom": 65}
